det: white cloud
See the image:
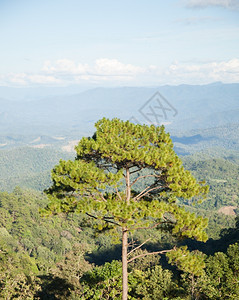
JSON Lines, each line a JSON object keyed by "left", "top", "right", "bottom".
{"left": 184, "top": 0, "right": 239, "bottom": 10}
{"left": 43, "top": 58, "right": 144, "bottom": 78}
{"left": 28, "top": 75, "right": 62, "bottom": 84}
{"left": 0, "top": 58, "right": 239, "bottom": 87}
{"left": 0, "top": 59, "right": 145, "bottom": 87}
{"left": 94, "top": 58, "right": 144, "bottom": 76}
{"left": 163, "top": 58, "right": 239, "bottom": 84}
{"left": 6, "top": 73, "right": 28, "bottom": 85}
{"left": 0, "top": 73, "right": 62, "bottom": 86}
{"left": 43, "top": 59, "right": 88, "bottom": 74}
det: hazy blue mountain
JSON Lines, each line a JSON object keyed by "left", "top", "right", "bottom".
{"left": 171, "top": 123, "right": 239, "bottom": 155}
{"left": 0, "top": 85, "right": 92, "bottom": 101}
{"left": 172, "top": 108, "right": 239, "bottom": 131}
{"left": 171, "top": 134, "right": 214, "bottom": 145}
{"left": 0, "top": 82, "right": 238, "bottom": 136}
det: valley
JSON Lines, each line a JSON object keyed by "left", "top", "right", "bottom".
{"left": 0, "top": 83, "right": 239, "bottom": 299}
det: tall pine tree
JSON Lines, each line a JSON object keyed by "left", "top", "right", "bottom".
{"left": 43, "top": 118, "right": 209, "bottom": 300}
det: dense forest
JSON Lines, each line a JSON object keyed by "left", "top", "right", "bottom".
{"left": 0, "top": 120, "right": 239, "bottom": 299}
{"left": 0, "top": 187, "right": 239, "bottom": 299}
{"left": 0, "top": 147, "right": 73, "bottom": 192}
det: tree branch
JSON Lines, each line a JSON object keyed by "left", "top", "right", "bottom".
{"left": 85, "top": 212, "right": 121, "bottom": 227}
{"left": 133, "top": 184, "right": 155, "bottom": 201}
{"left": 99, "top": 192, "right": 107, "bottom": 202}
{"left": 115, "top": 185, "right": 123, "bottom": 201}
{"left": 86, "top": 212, "right": 98, "bottom": 220}
{"left": 127, "top": 247, "right": 176, "bottom": 264}
{"left": 135, "top": 182, "right": 170, "bottom": 201}
{"left": 134, "top": 185, "right": 162, "bottom": 201}
{"left": 129, "top": 167, "right": 142, "bottom": 175}
{"left": 127, "top": 238, "right": 151, "bottom": 257}
{"left": 103, "top": 217, "right": 121, "bottom": 227}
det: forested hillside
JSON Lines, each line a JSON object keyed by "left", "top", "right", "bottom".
{"left": 0, "top": 147, "right": 73, "bottom": 191}
{"left": 0, "top": 186, "right": 239, "bottom": 299}
{"left": 182, "top": 157, "right": 239, "bottom": 209}
{"left": 0, "top": 116, "right": 238, "bottom": 298}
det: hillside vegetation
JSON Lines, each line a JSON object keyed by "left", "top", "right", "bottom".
{"left": 0, "top": 84, "right": 238, "bottom": 297}
{"left": 0, "top": 147, "right": 73, "bottom": 192}
{"left": 0, "top": 186, "right": 239, "bottom": 299}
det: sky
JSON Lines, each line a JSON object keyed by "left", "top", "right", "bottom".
{"left": 0, "top": 0, "right": 239, "bottom": 87}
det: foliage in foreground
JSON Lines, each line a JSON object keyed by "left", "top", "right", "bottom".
{"left": 0, "top": 186, "right": 239, "bottom": 299}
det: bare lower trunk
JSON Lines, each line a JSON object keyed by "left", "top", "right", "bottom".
{"left": 122, "top": 167, "right": 130, "bottom": 300}
{"left": 122, "top": 228, "right": 128, "bottom": 300}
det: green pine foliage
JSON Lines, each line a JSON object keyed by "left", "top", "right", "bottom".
{"left": 44, "top": 118, "right": 208, "bottom": 236}
{"left": 44, "top": 118, "right": 209, "bottom": 299}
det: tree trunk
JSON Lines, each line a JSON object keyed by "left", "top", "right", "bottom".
{"left": 122, "top": 167, "right": 130, "bottom": 299}
{"left": 122, "top": 228, "right": 128, "bottom": 300}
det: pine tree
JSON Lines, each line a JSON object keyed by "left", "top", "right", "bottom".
{"left": 43, "top": 118, "right": 209, "bottom": 300}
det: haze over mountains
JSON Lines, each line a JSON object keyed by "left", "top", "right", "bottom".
{"left": 0, "top": 82, "right": 238, "bottom": 150}
{"left": 0, "top": 82, "right": 238, "bottom": 201}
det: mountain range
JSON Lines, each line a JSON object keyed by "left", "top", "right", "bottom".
{"left": 0, "top": 82, "right": 238, "bottom": 140}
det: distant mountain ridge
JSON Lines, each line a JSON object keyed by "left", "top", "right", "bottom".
{"left": 0, "top": 82, "right": 238, "bottom": 136}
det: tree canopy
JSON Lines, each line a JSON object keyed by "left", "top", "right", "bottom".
{"left": 44, "top": 118, "right": 209, "bottom": 299}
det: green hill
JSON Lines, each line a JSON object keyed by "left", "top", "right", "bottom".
{"left": 0, "top": 147, "right": 73, "bottom": 192}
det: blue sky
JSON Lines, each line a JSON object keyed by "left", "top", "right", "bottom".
{"left": 0, "top": 0, "right": 239, "bottom": 87}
